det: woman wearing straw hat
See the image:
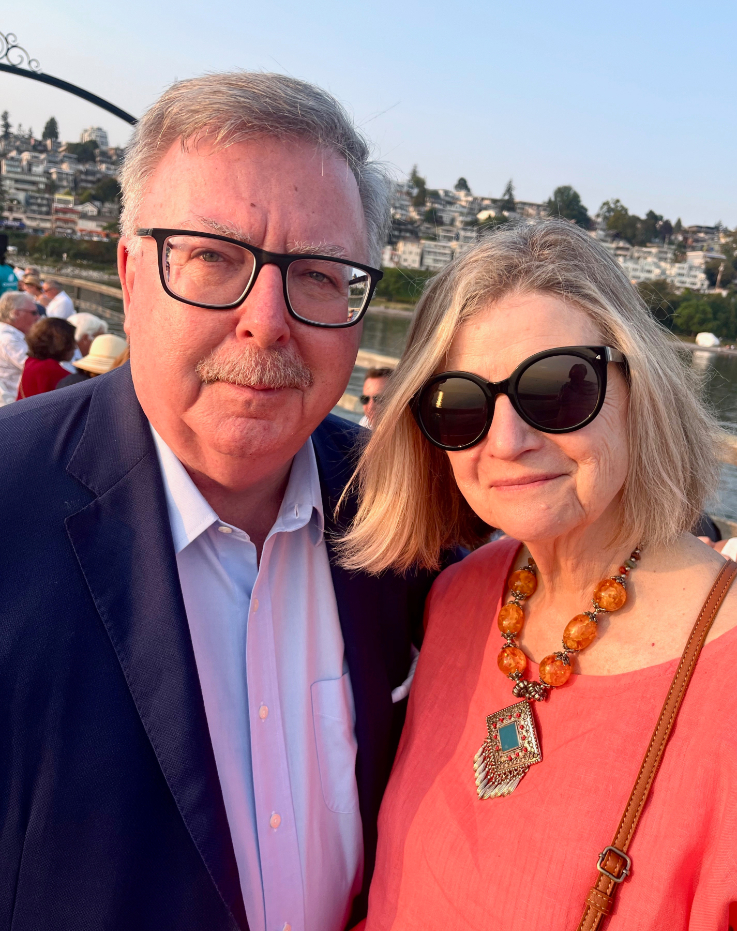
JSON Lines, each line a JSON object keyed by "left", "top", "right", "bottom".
{"left": 55, "top": 334, "right": 128, "bottom": 389}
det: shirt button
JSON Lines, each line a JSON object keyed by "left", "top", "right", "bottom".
{"left": 218, "top": 526, "right": 232, "bottom": 534}
{"left": 269, "top": 812, "right": 281, "bottom": 830}
{"left": 252, "top": 598, "right": 259, "bottom": 612}
{"left": 258, "top": 704, "right": 269, "bottom": 720}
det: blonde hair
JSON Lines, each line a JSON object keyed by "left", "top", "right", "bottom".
{"left": 339, "top": 220, "right": 721, "bottom": 574}
{"left": 120, "top": 72, "right": 390, "bottom": 265}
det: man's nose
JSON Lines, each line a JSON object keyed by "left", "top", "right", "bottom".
{"left": 234, "top": 264, "right": 291, "bottom": 348}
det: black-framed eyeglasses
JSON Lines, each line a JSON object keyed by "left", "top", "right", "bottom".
{"left": 136, "top": 228, "right": 383, "bottom": 329}
{"left": 413, "top": 346, "right": 626, "bottom": 451}
{"left": 360, "top": 394, "right": 383, "bottom": 405}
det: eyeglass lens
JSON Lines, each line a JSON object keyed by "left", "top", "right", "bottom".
{"left": 420, "top": 354, "right": 601, "bottom": 448}
{"left": 162, "top": 234, "right": 370, "bottom": 325}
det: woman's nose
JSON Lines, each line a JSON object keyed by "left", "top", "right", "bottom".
{"left": 483, "top": 394, "right": 542, "bottom": 460}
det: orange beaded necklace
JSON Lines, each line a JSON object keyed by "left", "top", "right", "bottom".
{"left": 474, "top": 545, "right": 642, "bottom": 799}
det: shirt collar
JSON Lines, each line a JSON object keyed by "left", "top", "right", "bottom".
{"left": 149, "top": 423, "right": 324, "bottom": 554}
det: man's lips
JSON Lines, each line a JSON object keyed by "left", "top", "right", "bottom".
{"left": 489, "top": 473, "right": 566, "bottom": 489}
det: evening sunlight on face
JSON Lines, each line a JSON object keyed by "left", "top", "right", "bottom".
{"left": 444, "top": 292, "right": 630, "bottom": 546}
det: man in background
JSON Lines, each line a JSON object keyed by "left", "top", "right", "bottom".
{"left": 0, "top": 291, "right": 38, "bottom": 404}
{"left": 0, "top": 234, "right": 18, "bottom": 295}
{"left": 42, "top": 279, "right": 75, "bottom": 319}
{"left": 359, "top": 366, "right": 393, "bottom": 428}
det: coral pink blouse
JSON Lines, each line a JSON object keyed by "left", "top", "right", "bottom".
{"left": 365, "top": 538, "right": 737, "bottom": 931}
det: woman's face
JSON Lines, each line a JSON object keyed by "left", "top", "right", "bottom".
{"left": 445, "top": 291, "right": 630, "bottom": 544}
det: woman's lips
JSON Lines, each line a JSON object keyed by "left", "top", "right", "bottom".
{"left": 490, "top": 473, "right": 565, "bottom": 490}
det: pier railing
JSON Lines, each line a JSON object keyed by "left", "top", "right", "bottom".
{"left": 51, "top": 275, "right": 125, "bottom": 336}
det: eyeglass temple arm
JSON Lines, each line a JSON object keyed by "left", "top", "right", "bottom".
{"left": 604, "top": 347, "right": 625, "bottom": 363}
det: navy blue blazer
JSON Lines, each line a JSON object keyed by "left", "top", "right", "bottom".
{"left": 0, "top": 365, "right": 445, "bottom": 931}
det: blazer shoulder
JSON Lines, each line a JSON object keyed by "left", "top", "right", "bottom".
{"left": 312, "top": 413, "right": 368, "bottom": 515}
{"left": 0, "top": 378, "right": 95, "bottom": 470}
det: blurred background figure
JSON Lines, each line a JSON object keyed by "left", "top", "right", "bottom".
{"left": 110, "top": 345, "right": 130, "bottom": 370}
{"left": 0, "top": 291, "right": 39, "bottom": 405}
{"left": 21, "top": 276, "right": 46, "bottom": 316}
{"left": 0, "top": 235, "right": 19, "bottom": 295}
{"left": 359, "top": 366, "right": 393, "bottom": 428}
{"left": 42, "top": 280, "right": 75, "bottom": 319}
{"left": 17, "top": 318, "right": 76, "bottom": 399}
{"left": 67, "top": 313, "right": 108, "bottom": 358}
{"left": 55, "top": 333, "right": 128, "bottom": 390}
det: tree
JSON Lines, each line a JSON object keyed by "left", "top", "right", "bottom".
{"left": 1, "top": 111, "right": 10, "bottom": 139}
{"left": 546, "top": 185, "right": 592, "bottom": 229}
{"left": 705, "top": 258, "right": 735, "bottom": 289}
{"left": 89, "top": 176, "right": 120, "bottom": 203}
{"left": 599, "top": 199, "right": 639, "bottom": 244}
{"left": 673, "top": 218, "right": 683, "bottom": 236}
{"left": 454, "top": 177, "right": 470, "bottom": 193}
{"left": 499, "top": 179, "right": 515, "bottom": 213}
{"left": 635, "top": 210, "right": 663, "bottom": 246}
{"left": 423, "top": 207, "right": 444, "bottom": 226}
{"left": 409, "top": 164, "right": 427, "bottom": 208}
{"left": 674, "top": 299, "right": 715, "bottom": 335}
{"left": 659, "top": 219, "right": 673, "bottom": 242}
{"left": 42, "top": 117, "right": 59, "bottom": 141}
{"left": 637, "top": 279, "right": 680, "bottom": 328}
{"left": 64, "top": 140, "right": 99, "bottom": 163}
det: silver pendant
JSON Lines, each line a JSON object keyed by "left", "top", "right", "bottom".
{"left": 474, "top": 700, "right": 542, "bottom": 798}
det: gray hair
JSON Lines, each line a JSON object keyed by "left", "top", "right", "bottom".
{"left": 339, "top": 219, "right": 722, "bottom": 573}
{"left": 120, "top": 72, "right": 391, "bottom": 266}
{"left": 44, "top": 279, "right": 63, "bottom": 292}
{"left": 67, "top": 312, "right": 108, "bottom": 342}
{"left": 0, "top": 290, "right": 35, "bottom": 323}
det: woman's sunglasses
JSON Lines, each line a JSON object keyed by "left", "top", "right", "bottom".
{"left": 412, "top": 345, "right": 625, "bottom": 452}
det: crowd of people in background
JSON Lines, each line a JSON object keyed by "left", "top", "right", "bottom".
{"left": 0, "top": 233, "right": 129, "bottom": 406}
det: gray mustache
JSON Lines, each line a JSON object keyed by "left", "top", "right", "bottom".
{"left": 196, "top": 345, "right": 314, "bottom": 390}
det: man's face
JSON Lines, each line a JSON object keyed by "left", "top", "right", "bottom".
{"left": 120, "top": 135, "right": 368, "bottom": 484}
{"left": 361, "top": 375, "right": 389, "bottom": 427}
{"left": 42, "top": 284, "right": 59, "bottom": 301}
{"left": 11, "top": 296, "right": 40, "bottom": 335}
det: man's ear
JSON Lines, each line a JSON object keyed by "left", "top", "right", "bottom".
{"left": 118, "top": 238, "right": 135, "bottom": 336}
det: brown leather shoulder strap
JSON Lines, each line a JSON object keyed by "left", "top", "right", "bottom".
{"left": 576, "top": 558, "right": 737, "bottom": 931}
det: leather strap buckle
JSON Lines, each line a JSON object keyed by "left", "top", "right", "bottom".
{"left": 596, "top": 846, "right": 631, "bottom": 884}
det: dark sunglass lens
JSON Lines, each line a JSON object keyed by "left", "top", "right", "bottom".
{"left": 517, "top": 355, "right": 600, "bottom": 430}
{"left": 420, "top": 377, "right": 489, "bottom": 448}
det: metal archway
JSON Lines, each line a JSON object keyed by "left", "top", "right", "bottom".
{"left": 0, "top": 31, "right": 136, "bottom": 126}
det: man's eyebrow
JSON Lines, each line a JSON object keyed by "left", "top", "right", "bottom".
{"left": 195, "top": 216, "right": 254, "bottom": 243}
{"left": 194, "top": 221, "right": 350, "bottom": 258}
{"left": 287, "top": 241, "right": 348, "bottom": 258}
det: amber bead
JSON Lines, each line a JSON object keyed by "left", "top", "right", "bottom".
{"left": 497, "top": 646, "right": 527, "bottom": 677}
{"left": 563, "top": 614, "right": 598, "bottom": 651}
{"left": 539, "top": 654, "right": 573, "bottom": 687}
{"left": 498, "top": 602, "right": 525, "bottom": 634}
{"left": 508, "top": 569, "right": 537, "bottom": 597}
{"left": 593, "top": 578, "right": 627, "bottom": 612}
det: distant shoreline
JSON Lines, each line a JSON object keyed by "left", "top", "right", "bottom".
{"left": 676, "top": 340, "right": 737, "bottom": 357}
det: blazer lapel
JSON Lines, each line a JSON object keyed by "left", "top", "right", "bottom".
{"left": 65, "top": 367, "right": 248, "bottom": 930}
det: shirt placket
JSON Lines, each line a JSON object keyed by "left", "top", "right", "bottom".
{"left": 248, "top": 532, "right": 305, "bottom": 931}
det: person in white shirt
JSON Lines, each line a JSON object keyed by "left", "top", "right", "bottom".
{"left": 0, "top": 290, "right": 39, "bottom": 404}
{"left": 0, "top": 71, "right": 453, "bottom": 931}
{"left": 42, "top": 279, "right": 75, "bottom": 319}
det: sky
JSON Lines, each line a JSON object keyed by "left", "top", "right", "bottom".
{"left": 5, "top": 0, "right": 737, "bottom": 225}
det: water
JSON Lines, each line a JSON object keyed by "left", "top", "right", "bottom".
{"left": 358, "top": 309, "right": 737, "bottom": 527}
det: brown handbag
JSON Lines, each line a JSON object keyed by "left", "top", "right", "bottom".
{"left": 576, "top": 558, "right": 737, "bottom": 930}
